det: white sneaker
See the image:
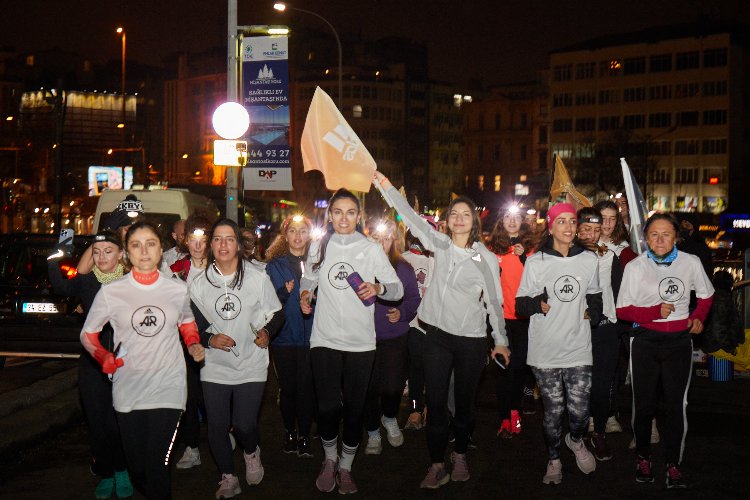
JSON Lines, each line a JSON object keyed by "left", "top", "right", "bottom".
{"left": 215, "top": 473, "right": 241, "bottom": 499}
{"left": 176, "top": 446, "right": 201, "bottom": 469}
{"left": 651, "top": 419, "right": 660, "bottom": 444}
{"left": 243, "top": 446, "right": 264, "bottom": 485}
{"left": 542, "top": 459, "right": 562, "bottom": 485}
{"left": 365, "top": 433, "right": 382, "bottom": 455}
{"left": 587, "top": 417, "right": 594, "bottom": 433}
{"left": 381, "top": 415, "right": 404, "bottom": 447}
{"left": 564, "top": 434, "right": 596, "bottom": 474}
{"left": 605, "top": 416, "right": 623, "bottom": 433}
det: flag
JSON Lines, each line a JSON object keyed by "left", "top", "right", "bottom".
{"left": 549, "top": 155, "right": 591, "bottom": 209}
{"left": 620, "top": 157, "right": 648, "bottom": 254}
{"left": 301, "top": 87, "right": 376, "bottom": 192}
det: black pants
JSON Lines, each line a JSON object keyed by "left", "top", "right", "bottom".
{"left": 202, "top": 381, "right": 266, "bottom": 475}
{"left": 310, "top": 346, "right": 375, "bottom": 447}
{"left": 590, "top": 322, "right": 620, "bottom": 433}
{"left": 178, "top": 353, "right": 203, "bottom": 448}
{"left": 364, "top": 334, "right": 409, "bottom": 431}
{"left": 78, "top": 353, "right": 126, "bottom": 478}
{"left": 423, "top": 327, "right": 487, "bottom": 463}
{"left": 271, "top": 345, "right": 315, "bottom": 437}
{"left": 495, "top": 319, "right": 529, "bottom": 420}
{"left": 630, "top": 328, "right": 693, "bottom": 464}
{"left": 117, "top": 408, "right": 182, "bottom": 500}
{"left": 407, "top": 327, "right": 426, "bottom": 413}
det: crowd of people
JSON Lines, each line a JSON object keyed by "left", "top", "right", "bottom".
{"left": 46, "top": 179, "right": 724, "bottom": 498}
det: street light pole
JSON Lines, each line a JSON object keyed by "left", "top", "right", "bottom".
{"left": 116, "top": 27, "right": 127, "bottom": 180}
{"left": 274, "top": 2, "right": 342, "bottom": 109}
{"left": 226, "top": 0, "right": 240, "bottom": 223}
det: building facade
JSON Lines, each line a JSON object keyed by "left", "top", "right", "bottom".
{"left": 549, "top": 23, "right": 750, "bottom": 213}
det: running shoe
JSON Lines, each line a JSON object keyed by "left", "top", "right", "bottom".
{"left": 114, "top": 469, "right": 133, "bottom": 498}
{"left": 510, "top": 410, "right": 522, "bottom": 434}
{"left": 337, "top": 468, "right": 358, "bottom": 495}
{"left": 564, "top": 433, "right": 596, "bottom": 474}
{"left": 176, "top": 446, "right": 201, "bottom": 469}
{"left": 605, "top": 416, "right": 623, "bottom": 433}
{"left": 542, "top": 459, "right": 562, "bottom": 485}
{"left": 589, "top": 432, "right": 613, "bottom": 461}
{"left": 450, "top": 452, "right": 470, "bottom": 482}
{"left": 635, "top": 455, "right": 654, "bottom": 483}
{"left": 404, "top": 411, "right": 424, "bottom": 431}
{"left": 316, "top": 459, "right": 338, "bottom": 492}
{"left": 496, "top": 419, "right": 513, "bottom": 439}
{"left": 95, "top": 478, "right": 115, "bottom": 500}
{"left": 244, "top": 446, "right": 264, "bottom": 485}
{"left": 419, "top": 464, "right": 449, "bottom": 489}
{"left": 665, "top": 463, "right": 687, "bottom": 489}
{"left": 521, "top": 387, "right": 537, "bottom": 415}
{"left": 365, "top": 433, "right": 382, "bottom": 455}
{"left": 283, "top": 430, "right": 297, "bottom": 454}
{"left": 297, "top": 436, "right": 313, "bottom": 458}
{"left": 215, "top": 474, "right": 241, "bottom": 499}
{"left": 381, "top": 415, "right": 404, "bottom": 447}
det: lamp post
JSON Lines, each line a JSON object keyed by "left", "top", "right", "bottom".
{"left": 274, "top": 2, "right": 342, "bottom": 109}
{"left": 116, "top": 27, "right": 127, "bottom": 179}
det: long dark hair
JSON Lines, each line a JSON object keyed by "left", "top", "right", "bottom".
{"left": 313, "top": 189, "right": 362, "bottom": 272}
{"left": 446, "top": 196, "right": 482, "bottom": 248}
{"left": 487, "top": 210, "right": 535, "bottom": 254}
{"left": 206, "top": 218, "right": 244, "bottom": 290}
{"left": 594, "top": 200, "right": 629, "bottom": 245}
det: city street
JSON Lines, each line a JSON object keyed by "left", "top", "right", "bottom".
{"left": 0, "top": 358, "right": 748, "bottom": 499}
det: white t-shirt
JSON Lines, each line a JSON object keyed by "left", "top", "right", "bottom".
{"left": 82, "top": 273, "right": 194, "bottom": 413}
{"left": 190, "top": 261, "right": 282, "bottom": 384}
{"left": 401, "top": 250, "right": 433, "bottom": 332}
{"left": 596, "top": 249, "right": 617, "bottom": 323}
{"left": 301, "top": 232, "right": 403, "bottom": 352}
{"left": 517, "top": 250, "right": 600, "bottom": 368}
{"left": 616, "top": 252, "right": 714, "bottom": 321}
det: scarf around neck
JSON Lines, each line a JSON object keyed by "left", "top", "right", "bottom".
{"left": 93, "top": 263, "right": 125, "bottom": 285}
{"left": 646, "top": 245, "right": 678, "bottom": 266}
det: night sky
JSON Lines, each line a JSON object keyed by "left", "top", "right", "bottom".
{"left": 3, "top": 0, "right": 750, "bottom": 87}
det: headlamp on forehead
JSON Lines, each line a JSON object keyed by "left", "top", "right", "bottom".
{"left": 578, "top": 215, "right": 602, "bottom": 225}
{"left": 292, "top": 214, "right": 304, "bottom": 223}
{"left": 376, "top": 222, "right": 388, "bottom": 233}
{"left": 505, "top": 204, "right": 520, "bottom": 215}
{"left": 192, "top": 228, "right": 205, "bottom": 237}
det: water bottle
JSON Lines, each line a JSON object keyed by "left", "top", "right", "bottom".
{"left": 346, "top": 271, "right": 376, "bottom": 306}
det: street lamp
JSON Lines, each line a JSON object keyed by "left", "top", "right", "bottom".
{"left": 274, "top": 2, "right": 342, "bottom": 109}
{"left": 213, "top": 102, "right": 250, "bottom": 222}
{"left": 116, "top": 27, "right": 127, "bottom": 181}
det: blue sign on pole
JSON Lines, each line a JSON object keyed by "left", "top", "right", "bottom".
{"left": 241, "top": 36, "right": 292, "bottom": 190}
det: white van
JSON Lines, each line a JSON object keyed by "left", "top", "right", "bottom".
{"left": 93, "top": 189, "right": 219, "bottom": 233}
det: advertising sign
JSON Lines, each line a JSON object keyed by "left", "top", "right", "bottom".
{"left": 241, "top": 36, "right": 292, "bottom": 190}
{"left": 87, "top": 166, "right": 133, "bottom": 196}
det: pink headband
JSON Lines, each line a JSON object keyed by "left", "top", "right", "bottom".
{"left": 546, "top": 203, "right": 577, "bottom": 224}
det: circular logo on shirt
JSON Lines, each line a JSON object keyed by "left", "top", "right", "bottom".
{"left": 328, "top": 262, "right": 355, "bottom": 290}
{"left": 215, "top": 293, "right": 242, "bottom": 320}
{"left": 553, "top": 275, "right": 580, "bottom": 302}
{"left": 131, "top": 306, "right": 166, "bottom": 337}
{"left": 659, "top": 277, "right": 685, "bottom": 303}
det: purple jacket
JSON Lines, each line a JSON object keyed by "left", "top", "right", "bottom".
{"left": 374, "top": 259, "right": 420, "bottom": 341}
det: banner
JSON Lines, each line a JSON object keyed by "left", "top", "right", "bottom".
{"left": 549, "top": 155, "right": 591, "bottom": 208}
{"left": 620, "top": 157, "right": 648, "bottom": 254}
{"left": 301, "top": 87, "right": 376, "bottom": 192}
{"left": 241, "top": 36, "right": 292, "bottom": 190}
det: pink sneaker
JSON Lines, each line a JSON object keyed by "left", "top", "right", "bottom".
{"left": 565, "top": 434, "right": 596, "bottom": 474}
{"left": 450, "top": 452, "right": 470, "bottom": 482}
{"left": 419, "top": 464, "right": 449, "bottom": 489}
{"left": 243, "top": 447, "right": 264, "bottom": 485}
{"left": 337, "top": 468, "right": 358, "bottom": 495}
{"left": 316, "top": 459, "right": 338, "bottom": 493}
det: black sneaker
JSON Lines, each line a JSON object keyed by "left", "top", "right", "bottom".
{"left": 521, "top": 388, "right": 537, "bottom": 415}
{"left": 589, "top": 432, "right": 613, "bottom": 461}
{"left": 635, "top": 455, "right": 654, "bottom": 483}
{"left": 665, "top": 463, "right": 687, "bottom": 489}
{"left": 283, "top": 430, "right": 297, "bottom": 454}
{"left": 297, "top": 436, "right": 313, "bottom": 458}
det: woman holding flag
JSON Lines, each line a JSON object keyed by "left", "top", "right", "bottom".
{"left": 373, "top": 172, "right": 509, "bottom": 490}
{"left": 299, "top": 188, "right": 403, "bottom": 495}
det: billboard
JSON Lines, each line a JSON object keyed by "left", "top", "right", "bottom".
{"left": 241, "top": 35, "right": 292, "bottom": 190}
{"left": 88, "top": 166, "right": 133, "bottom": 196}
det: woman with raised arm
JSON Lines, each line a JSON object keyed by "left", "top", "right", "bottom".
{"left": 189, "top": 218, "right": 284, "bottom": 499}
{"left": 299, "top": 188, "right": 403, "bottom": 495}
{"left": 373, "top": 172, "right": 509, "bottom": 490}
{"left": 616, "top": 213, "right": 713, "bottom": 489}
{"left": 80, "top": 221, "right": 205, "bottom": 500}
{"left": 515, "top": 203, "right": 602, "bottom": 486}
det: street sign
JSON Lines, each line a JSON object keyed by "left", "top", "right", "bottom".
{"left": 213, "top": 140, "right": 248, "bottom": 167}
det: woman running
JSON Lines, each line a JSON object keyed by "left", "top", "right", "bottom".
{"left": 516, "top": 203, "right": 602, "bottom": 485}
{"left": 487, "top": 205, "right": 536, "bottom": 438}
{"left": 189, "top": 219, "right": 284, "bottom": 499}
{"left": 616, "top": 213, "right": 713, "bottom": 488}
{"left": 265, "top": 214, "right": 316, "bottom": 458}
{"left": 80, "top": 221, "right": 205, "bottom": 500}
{"left": 594, "top": 200, "right": 637, "bottom": 267}
{"left": 299, "top": 188, "right": 403, "bottom": 495}
{"left": 48, "top": 230, "right": 133, "bottom": 499}
{"left": 373, "top": 172, "right": 509, "bottom": 489}
{"left": 363, "top": 218, "right": 421, "bottom": 455}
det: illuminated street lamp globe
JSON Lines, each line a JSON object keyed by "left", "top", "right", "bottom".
{"left": 212, "top": 102, "right": 250, "bottom": 140}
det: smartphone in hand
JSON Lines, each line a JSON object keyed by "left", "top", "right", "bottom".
{"left": 494, "top": 353, "right": 507, "bottom": 370}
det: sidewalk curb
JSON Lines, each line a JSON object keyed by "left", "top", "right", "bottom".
{"left": 0, "top": 367, "right": 78, "bottom": 418}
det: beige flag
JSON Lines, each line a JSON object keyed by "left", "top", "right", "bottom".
{"left": 301, "top": 87, "right": 376, "bottom": 192}
{"left": 550, "top": 155, "right": 592, "bottom": 208}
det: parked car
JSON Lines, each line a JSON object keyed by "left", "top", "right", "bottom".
{"left": 0, "top": 233, "right": 92, "bottom": 364}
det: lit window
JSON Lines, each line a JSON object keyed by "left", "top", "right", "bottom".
{"left": 494, "top": 175, "right": 501, "bottom": 192}
{"left": 478, "top": 175, "right": 485, "bottom": 191}
{"left": 353, "top": 105, "right": 362, "bottom": 118}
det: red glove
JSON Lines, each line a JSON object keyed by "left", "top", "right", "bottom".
{"left": 100, "top": 351, "right": 124, "bottom": 375}
{"left": 83, "top": 332, "right": 124, "bottom": 375}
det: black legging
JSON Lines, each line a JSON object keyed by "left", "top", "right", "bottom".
{"left": 310, "top": 347, "right": 375, "bottom": 447}
{"left": 407, "top": 327, "right": 426, "bottom": 413}
{"left": 117, "top": 408, "right": 182, "bottom": 500}
{"left": 178, "top": 353, "right": 203, "bottom": 449}
{"left": 271, "top": 345, "right": 316, "bottom": 437}
{"left": 423, "top": 327, "right": 486, "bottom": 463}
{"left": 495, "top": 319, "right": 529, "bottom": 420}
{"left": 78, "top": 352, "right": 126, "bottom": 478}
{"left": 202, "top": 381, "right": 266, "bottom": 475}
{"left": 364, "top": 334, "right": 409, "bottom": 431}
{"left": 590, "top": 322, "right": 619, "bottom": 433}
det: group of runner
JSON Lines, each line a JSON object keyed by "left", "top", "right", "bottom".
{"left": 50, "top": 175, "right": 715, "bottom": 498}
